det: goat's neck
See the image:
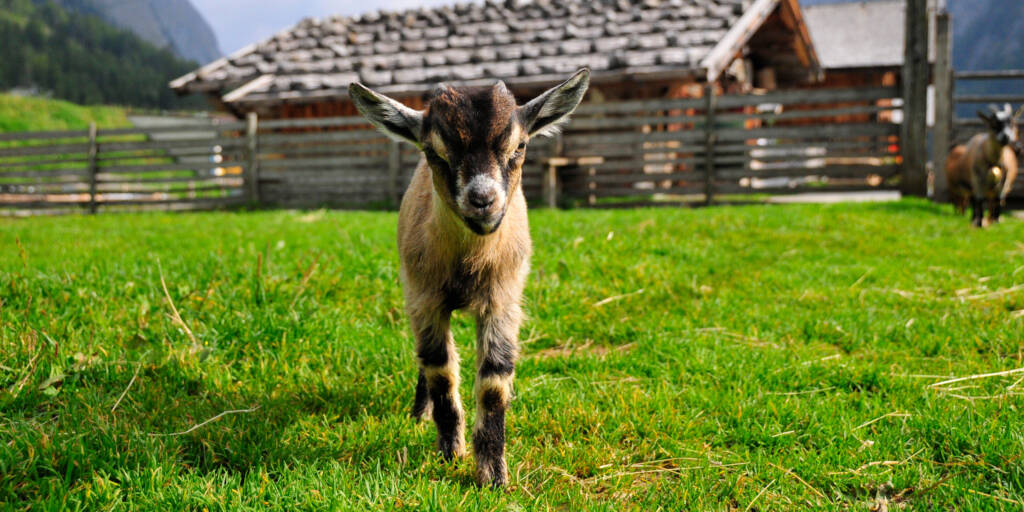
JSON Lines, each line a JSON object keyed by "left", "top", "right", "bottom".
{"left": 429, "top": 186, "right": 499, "bottom": 259}
{"left": 983, "top": 134, "right": 1004, "bottom": 164}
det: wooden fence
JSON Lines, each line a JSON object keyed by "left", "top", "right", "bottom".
{"left": 1, "top": 86, "right": 903, "bottom": 214}
{"left": 0, "top": 119, "right": 248, "bottom": 214}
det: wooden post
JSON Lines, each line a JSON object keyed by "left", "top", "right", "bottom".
{"left": 704, "top": 83, "right": 717, "bottom": 206}
{"left": 87, "top": 122, "right": 98, "bottom": 214}
{"left": 387, "top": 139, "right": 401, "bottom": 209}
{"left": 901, "top": 0, "right": 929, "bottom": 196}
{"left": 542, "top": 132, "right": 564, "bottom": 208}
{"left": 932, "top": 9, "right": 953, "bottom": 203}
{"left": 245, "top": 112, "right": 260, "bottom": 204}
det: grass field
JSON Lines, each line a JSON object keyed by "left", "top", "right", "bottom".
{"left": 1, "top": 200, "right": 1023, "bottom": 510}
{"left": 0, "top": 94, "right": 128, "bottom": 133}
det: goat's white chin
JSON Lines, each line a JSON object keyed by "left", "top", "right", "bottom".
{"left": 463, "top": 211, "right": 505, "bottom": 235}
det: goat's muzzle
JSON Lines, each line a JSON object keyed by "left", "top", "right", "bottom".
{"left": 458, "top": 175, "right": 507, "bottom": 235}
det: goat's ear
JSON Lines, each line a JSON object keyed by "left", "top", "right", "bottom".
{"left": 520, "top": 68, "right": 591, "bottom": 137}
{"left": 349, "top": 82, "right": 423, "bottom": 147}
{"left": 977, "top": 110, "right": 998, "bottom": 129}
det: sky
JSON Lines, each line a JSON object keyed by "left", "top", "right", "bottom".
{"left": 190, "top": 0, "right": 473, "bottom": 56}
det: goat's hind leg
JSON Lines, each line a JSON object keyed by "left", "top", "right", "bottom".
{"left": 473, "top": 305, "right": 521, "bottom": 488}
{"left": 411, "top": 368, "right": 432, "bottom": 420}
{"left": 412, "top": 309, "right": 466, "bottom": 460}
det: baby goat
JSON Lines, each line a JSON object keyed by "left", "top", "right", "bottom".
{"left": 946, "top": 104, "right": 1022, "bottom": 226}
{"left": 349, "top": 69, "right": 589, "bottom": 487}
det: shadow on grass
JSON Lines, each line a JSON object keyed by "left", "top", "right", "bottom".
{"left": 1, "top": 359, "right": 476, "bottom": 501}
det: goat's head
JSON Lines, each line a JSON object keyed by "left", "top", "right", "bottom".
{"left": 350, "top": 69, "right": 590, "bottom": 235}
{"left": 977, "top": 103, "right": 1020, "bottom": 147}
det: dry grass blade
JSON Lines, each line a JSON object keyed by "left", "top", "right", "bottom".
{"left": 289, "top": 255, "right": 320, "bottom": 308}
{"left": 8, "top": 351, "right": 41, "bottom": 396}
{"left": 593, "top": 288, "right": 645, "bottom": 307}
{"left": 964, "top": 487, "right": 1024, "bottom": 506}
{"left": 854, "top": 412, "right": 911, "bottom": 431}
{"left": 745, "top": 479, "right": 776, "bottom": 511}
{"left": 768, "top": 462, "right": 826, "bottom": 500}
{"left": 586, "top": 466, "right": 700, "bottom": 482}
{"left": 110, "top": 360, "right": 144, "bottom": 413}
{"left": 929, "top": 367, "right": 1024, "bottom": 388}
{"left": 158, "top": 261, "right": 198, "bottom": 348}
{"left": 961, "top": 284, "right": 1024, "bottom": 301}
{"left": 148, "top": 406, "right": 260, "bottom": 437}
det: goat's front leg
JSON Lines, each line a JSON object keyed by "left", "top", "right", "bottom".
{"left": 970, "top": 196, "right": 985, "bottom": 227}
{"left": 412, "top": 309, "right": 466, "bottom": 461}
{"left": 473, "top": 304, "right": 521, "bottom": 487}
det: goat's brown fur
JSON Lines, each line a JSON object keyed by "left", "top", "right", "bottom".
{"left": 349, "top": 69, "right": 589, "bottom": 487}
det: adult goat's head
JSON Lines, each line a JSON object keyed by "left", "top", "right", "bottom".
{"left": 977, "top": 103, "right": 1020, "bottom": 147}
{"left": 350, "top": 69, "right": 590, "bottom": 235}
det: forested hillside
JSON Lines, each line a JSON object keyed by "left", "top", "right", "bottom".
{"left": 0, "top": 0, "right": 206, "bottom": 109}
{"left": 46, "top": 0, "right": 222, "bottom": 64}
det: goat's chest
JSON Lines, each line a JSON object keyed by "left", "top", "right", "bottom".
{"left": 440, "top": 259, "right": 494, "bottom": 312}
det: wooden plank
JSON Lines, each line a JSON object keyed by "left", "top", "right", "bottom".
{"left": 715, "top": 104, "right": 892, "bottom": 123}
{"left": 0, "top": 143, "right": 91, "bottom": 158}
{"left": 715, "top": 183, "right": 895, "bottom": 195}
{"left": 0, "top": 168, "right": 89, "bottom": 179}
{"left": 565, "top": 130, "right": 706, "bottom": 146}
{"left": 99, "top": 138, "right": 244, "bottom": 152}
{"left": 716, "top": 123, "right": 898, "bottom": 141}
{"left": 94, "top": 196, "right": 246, "bottom": 208}
{"left": 559, "top": 156, "right": 745, "bottom": 173}
{"left": 564, "top": 185, "right": 705, "bottom": 198}
{"left": 94, "top": 183, "right": 238, "bottom": 195}
{"left": 98, "top": 162, "right": 213, "bottom": 174}
{"left": 575, "top": 96, "right": 707, "bottom": 115}
{"left": 954, "top": 95, "right": 1024, "bottom": 104}
{"left": 715, "top": 87, "right": 899, "bottom": 109}
{"left": 259, "top": 117, "right": 374, "bottom": 129}
{"left": 565, "top": 171, "right": 708, "bottom": 185}
{"left": 99, "top": 122, "right": 245, "bottom": 136}
{"left": 260, "top": 155, "right": 387, "bottom": 170}
{"left": 97, "top": 175, "right": 241, "bottom": 186}
{"left": 258, "top": 143, "right": 390, "bottom": 157}
{"left": 259, "top": 131, "right": 386, "bottom": 145}
{"left": 0, "top": 130, "right": 89, "bottom": 142}
{"left": 566, "top": 113, "right": 707, "bottom": 131}
{"left": 0, "top": 155, "right": 92, "bottom": 169}
{"left": 955, "top": 70, "right": 1024, "bottom": 80}
{"left": 716, "top": 164, "right": 900, "bottom": 180}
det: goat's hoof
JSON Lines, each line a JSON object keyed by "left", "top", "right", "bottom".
{"left": 475, "top": 460, "right": 508, "bottom": 489}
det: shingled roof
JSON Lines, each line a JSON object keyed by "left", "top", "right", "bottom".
{"left": 171, "top": 0, "right": 815, "bottom": 108}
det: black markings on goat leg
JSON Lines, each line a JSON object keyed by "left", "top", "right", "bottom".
{"left": 427, "top": 374, "right": 463, "bottom": 460}
{"left": 474, "top": 388, "right": 509, "bottom": 487}
{"left": 411, "top": 369, "right": 431, "bottom": 420}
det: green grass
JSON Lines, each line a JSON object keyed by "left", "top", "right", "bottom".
{"left": 1, "top": 200, "right": 1023, "bottom": 510}
{"left": 0, "top": 94, "right": 129, "bottom": 133}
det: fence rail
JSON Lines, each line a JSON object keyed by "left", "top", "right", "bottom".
{"left": 1, "top": 86, "right": 904, "bottom": 214}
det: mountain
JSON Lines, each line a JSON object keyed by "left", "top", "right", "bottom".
{"left": 43, "top": 0, "right": 222, "bottom": 65}
{"left": 0, "top": 0, "right": 207, "bottom": 109}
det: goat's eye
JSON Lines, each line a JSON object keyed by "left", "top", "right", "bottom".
{"left": 516, "top": 141, "right": 526, "bottom": 152}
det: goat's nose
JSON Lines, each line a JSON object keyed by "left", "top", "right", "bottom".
{"left": 468, "top": 188, "right": 496, "bottom": 208}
